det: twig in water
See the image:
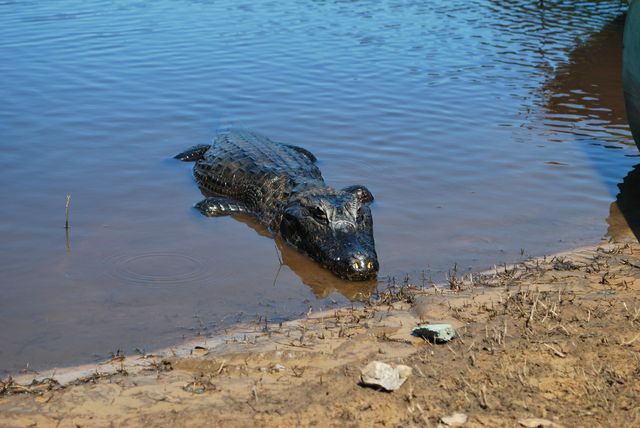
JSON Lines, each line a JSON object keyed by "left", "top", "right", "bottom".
{"left": 272, "top": 241, "right": 284, "bottom": 288}
{"left": 65, "top": 195, "right": 71, "bottom": 229}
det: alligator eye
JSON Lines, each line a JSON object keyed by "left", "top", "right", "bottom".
{"left": 311, "top": 207, "right": 328, "bottom": 225}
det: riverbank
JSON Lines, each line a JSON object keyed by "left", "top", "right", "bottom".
{"left": 2, "top": 240, "right": 640, "bottom": 427}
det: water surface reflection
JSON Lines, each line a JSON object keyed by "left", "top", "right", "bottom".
{"left": 228, "top": 213, "right": 377, "bottom": 301}
{"left": 537, "top": 12, "right": 640, "bottom": 243}
{"left": 544, "top": 15, "right": 631, "bottom": 153}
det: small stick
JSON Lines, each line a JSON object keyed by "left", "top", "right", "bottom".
{"left": 621, "top": 333, "right": 640, "bottom": 347}
{"left": 526, "top": 292, "right": 539, "bottom": 329}
{"left": 543, "top": 343, "right": 566, "bottom": 358}
{"left": 621, "top": 259, "right": 640, "bottom": 270}
{"left": 479, "top": 385, "right": 489, "bottom": 409}
{"left": 65, "top": 195, "right": 71, "bottom": 229}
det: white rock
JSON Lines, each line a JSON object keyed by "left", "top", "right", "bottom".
{"left": 360, "top": 361, "right": 412, "bottom": 391}
{"left": 396, "top": 364, "right": 413, "bottom": 379}
{"left": 441, "top": 412, "right": 468, "bottom": 427}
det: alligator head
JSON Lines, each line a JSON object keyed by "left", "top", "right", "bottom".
{"left": 279, "top": 184, "right": 379, "bottom": 281}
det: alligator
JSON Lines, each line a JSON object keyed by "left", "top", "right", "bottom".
{"left": 175, "top": 129, "right": 379, "bottom": 280}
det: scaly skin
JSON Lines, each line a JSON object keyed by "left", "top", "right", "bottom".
{"left": 176, "top": 129, "right": 378, "bottom": 280}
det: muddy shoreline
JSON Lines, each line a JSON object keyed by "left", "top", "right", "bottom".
{"left": 2, "top": 240, "right": 640, "bottom": 427}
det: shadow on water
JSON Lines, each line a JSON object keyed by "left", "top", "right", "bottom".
{"left": 220, "top": 211, "right": 377, "bottom": 302}
{"left": 623, "top": 0, "right": 640, "bottom": 149}
{"left": 607, "top": 164, "right": 640, "bottom": 242}
{"left": 612, "top": 2, "right": 640, "bottom": 243}
{"left": 544, "top": 15, "right": 630, "bottom": 147}
{"left": 542, "top": 12, "right": 640, "bottom": 243}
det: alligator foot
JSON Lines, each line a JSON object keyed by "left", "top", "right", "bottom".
{"left": 195, "top": 197, "right": 250, "bottom": 217}
{"left": 175, "top": 144, "right": 210, "bottom": 162}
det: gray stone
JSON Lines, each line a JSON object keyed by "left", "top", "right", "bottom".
{"left": 412, "top": 323, "right": 456, "bottom": 343}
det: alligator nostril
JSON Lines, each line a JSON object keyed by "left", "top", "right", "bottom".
{"left": 342, "top": 253, "right": 378, "bottom": 280}
{"left": 347, "top": 254, "right": 377, "bottom": 273}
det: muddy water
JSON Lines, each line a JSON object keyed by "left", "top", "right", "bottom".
{"left": 0, "top": 0, "right": 637, "bottom": 374}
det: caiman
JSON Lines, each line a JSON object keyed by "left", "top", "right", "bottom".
{"left": 175, "top": 130, "right": 379, "bottom": 280}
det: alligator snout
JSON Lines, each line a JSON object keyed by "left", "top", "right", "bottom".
{"left": 341, "top": 252, "right": 379, "bottom": 280}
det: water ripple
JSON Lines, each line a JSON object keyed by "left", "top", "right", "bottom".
{"left": 103, "top": 252, "right": 210, "bottom": 288}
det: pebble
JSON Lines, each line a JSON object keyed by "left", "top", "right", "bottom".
{"left": 360, "top": 361, "right": 412, "bottom": 392}
{"left": 412, "top": 323, "right": 456, "bottom": 343}
{"left": 440, "top": 412, "right": 468, "bottom": 427}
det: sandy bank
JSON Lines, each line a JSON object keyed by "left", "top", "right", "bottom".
{"left": 2, "top": 241, "right": 640, "bottom": 427}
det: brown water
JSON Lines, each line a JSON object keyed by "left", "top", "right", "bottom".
{"left": 0, "top": 0, "right": 637, "bottom": 375}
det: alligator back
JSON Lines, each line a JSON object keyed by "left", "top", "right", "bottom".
{"left": 193, "top": 130, "right": 324, "bottom": 227}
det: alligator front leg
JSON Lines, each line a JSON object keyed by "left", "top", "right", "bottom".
{"left": 195, "top": 197, "right": 251, "bottom": 217}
